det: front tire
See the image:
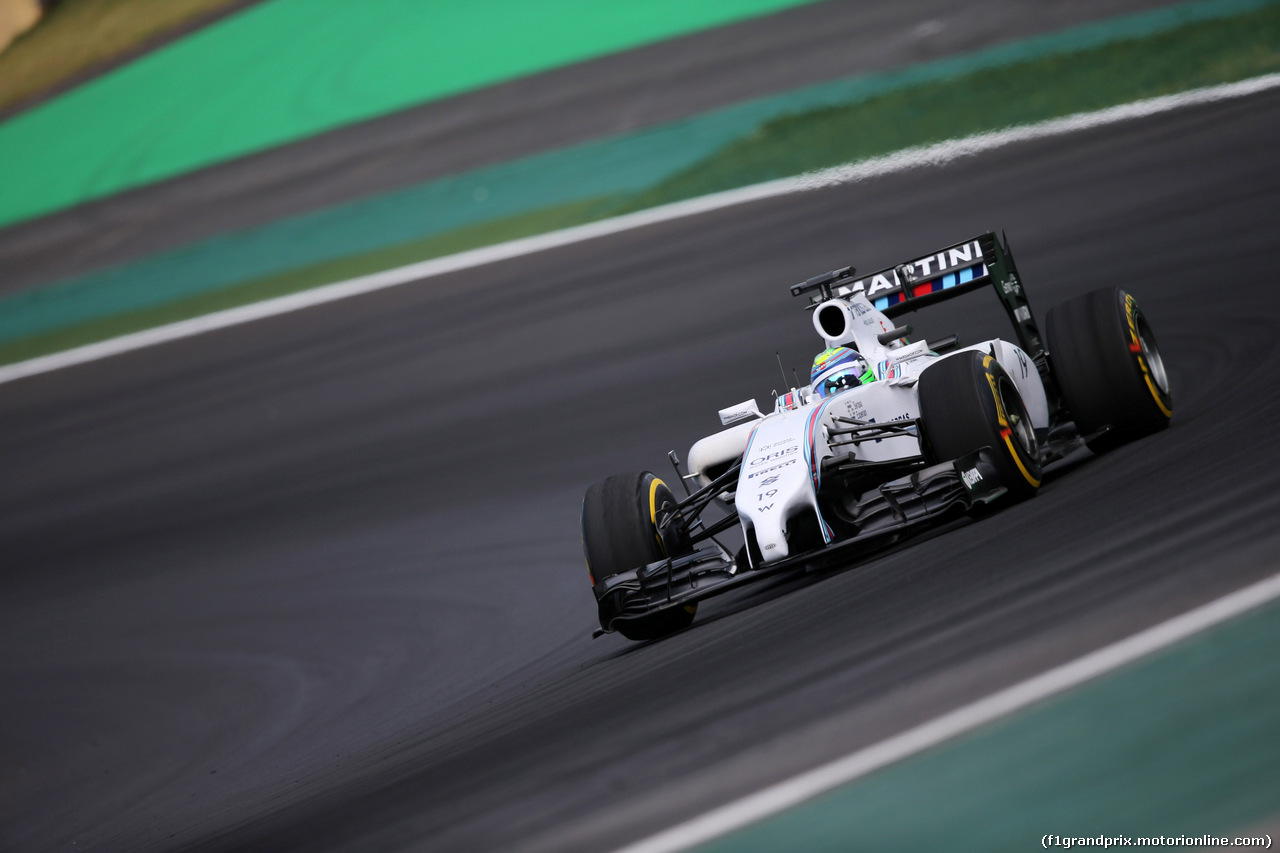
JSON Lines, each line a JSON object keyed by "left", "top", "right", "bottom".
{"left": 1044, "top": 287, "right": 1172, "bottom": 453}
{"left": 581, "top": 471, "right": 696, "bottom": 640}
{"left": 918, "top": 351, "right": 1042, "bottom": 502}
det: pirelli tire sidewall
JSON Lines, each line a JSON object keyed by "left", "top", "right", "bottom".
{"left": 1044, "top": 287, "right": 1173, "bottom": 453}
{"left": 919, "top": 351, "right": 1042, "bottom": 502}
{"left": 580, "top": 471, "right": 696, "bottom": 640}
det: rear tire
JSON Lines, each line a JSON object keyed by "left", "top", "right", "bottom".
{"left": 1044, "top": 287, "right": 1172, "bottom": 453}
{"left": 918, "top": 351, "right": 1042, "bottom": 502}
{"left": 581, "top": 472, "right": 696, "bottom": 640}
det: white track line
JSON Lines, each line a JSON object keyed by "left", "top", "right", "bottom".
{"left": 3, "top": 72, "right": 1279, "bottom": 387}
{"left": 613, "top": 571, "right": 1280, "bottom": 853}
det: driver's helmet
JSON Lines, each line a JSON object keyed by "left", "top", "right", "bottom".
{"left": 811, "top": 346, "right": 869, "bottom": 399}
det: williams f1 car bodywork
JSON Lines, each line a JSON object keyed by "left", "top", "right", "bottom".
{"left": 582, "top": 232, "right": 1172, "bottom": 641}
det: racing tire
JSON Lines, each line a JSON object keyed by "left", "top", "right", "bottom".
{"left": 918, "top": 351, "right": 1042, "bottom": 502}
{"left": 1044, "top": 287, "right": 1172, "bottom": 453}
{"left": 581, "top": 471, "right": 696, "bottom": 641}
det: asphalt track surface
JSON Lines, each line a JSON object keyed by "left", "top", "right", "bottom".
{"left": 3, "top": 81, "right": 1280, "bottom": 851}
{"left": 0, "top": 0, "right": 1174, "bottom": 296}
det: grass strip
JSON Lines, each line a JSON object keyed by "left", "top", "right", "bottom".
{"left": 622, "top": 1, "right": 1280, "bottom": 209}
{"left": 0, "top": 0, "right": 820, "bottom": 228}
{"left": 4, "top": 2, "right": 1280, "bottom": 367}
{"left": 0, "top": 0, "right": 252, "bottom": 115}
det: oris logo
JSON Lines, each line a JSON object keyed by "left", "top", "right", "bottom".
{"left": 749, "top": 446, "right": 798, "bottom": 466}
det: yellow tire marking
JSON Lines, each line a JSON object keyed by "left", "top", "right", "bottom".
{"left": 982, "top": 356, "right": 1011, "bottom": 428}
{"left": 649, "top": 477, "right": 666, "bottom": 525}
{"left": 1003, "top": 433, "right": 1042, "bottom": 487}
{"left": 1143, "top": 373, "right": 1173, "bottom": 417}
{"left": 984, "top": 355, "right": 1040, "bottom": 488}
{"left": 650, "top": 476, "right": 668, "bottom": 556}
{"left": 1125, "top": 294, "right": 1173, "bottom": 418}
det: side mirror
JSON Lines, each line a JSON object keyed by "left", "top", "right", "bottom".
{"left": 718, "top": 399, "right": 763, "bottom": 426}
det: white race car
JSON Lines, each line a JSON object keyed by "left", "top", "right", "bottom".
{"left": 582, "top": 232, "right": 1172, "bottom": 641}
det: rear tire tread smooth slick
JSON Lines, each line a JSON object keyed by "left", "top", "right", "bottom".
{"left": 1045, "top": 286, "right": 1173, "bottom": 453}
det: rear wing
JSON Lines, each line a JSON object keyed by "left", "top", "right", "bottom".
{"left": 790, "top": 231, "right": 1044, "bottom": 357}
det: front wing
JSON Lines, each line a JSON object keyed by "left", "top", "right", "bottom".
{"left": 592, "top": 448, "right": 1005, "bottom": 638}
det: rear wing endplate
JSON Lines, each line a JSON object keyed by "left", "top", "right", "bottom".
{"left": 790, "top": 231, "right": 1044, "bottom": 357}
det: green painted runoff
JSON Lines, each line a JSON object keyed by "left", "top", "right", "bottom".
{"left": 695, "top": 601, "right": 1280, "bottom": 852}
{"left": 2, "top": 0, "right": 1277, "bottom": 360}
{"left": 0, "top": 0, "right": 820, "bottom": 228}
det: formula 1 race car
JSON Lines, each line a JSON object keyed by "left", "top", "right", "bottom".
{"left": 582, "top": 232, "right": 1172, "bottom": 641}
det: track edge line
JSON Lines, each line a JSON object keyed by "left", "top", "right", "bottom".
{"left": 610, "top": 570, "right": 1280, "bottom": 853}
{"left": 3, "top": 72, "right": 1279, "bottom": 386}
